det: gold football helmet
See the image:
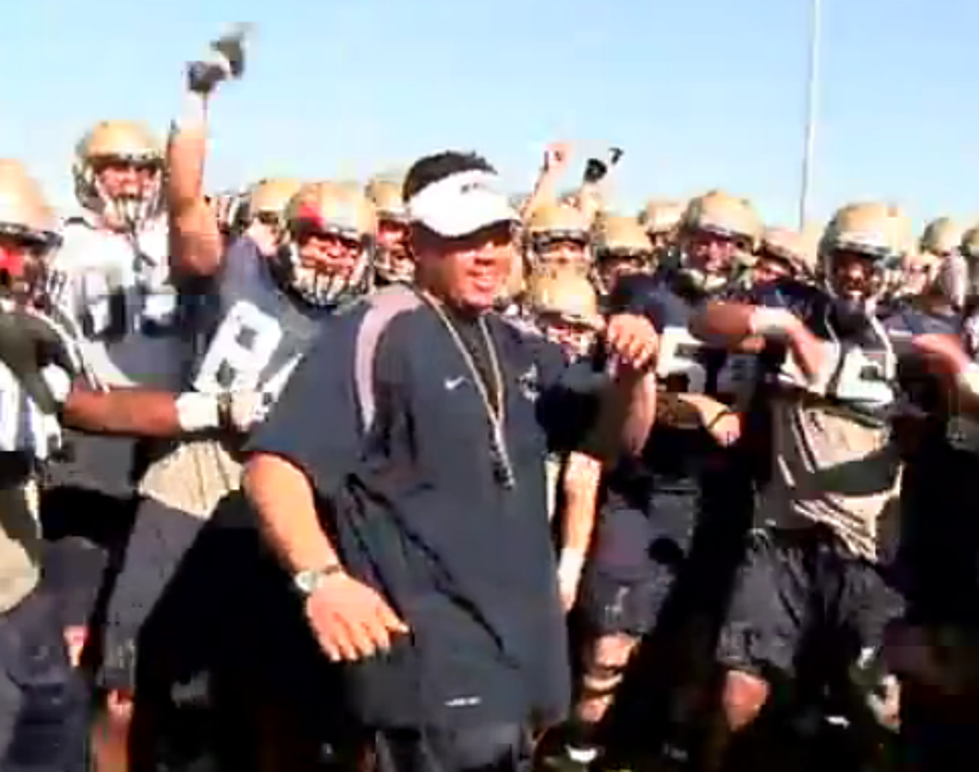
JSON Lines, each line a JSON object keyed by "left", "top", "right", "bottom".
{"left": 948, "top": 225, "right": 979, "bottom": 308}
{"left": 679, "top": 190, "right": 760, "bottom": 293}
{"left": 961, "top": 225, "right": 979, "bottom": 262}
{"left": 527, "top": 269, "right": 601, "bottom": 359}
{"left": 525, "top": 203, "right": 592, "bottom": 274}
{"left": 593, "top": 215, "right": 653, "bottom": 293}
{"left": 365, "top": 176, "right": 413, "bottom": 284}
{"left": 0, "top": 160, "right": 61, "bottom": 305}
{"left": 639, "top": 199, "right": 684, "bottom": 238}
{"left": 683, "top": 190, "right": 760, "bottom": 244}
{"left": 278, "top": 182, "right": 376, "bottom": 307}
{"left": 247, "top": 178, "right": 303, "bottom": 223}
{"left": 904, "top": 217, "right": 964, "bottom": 301}
{"left": 819, "top": 202, "right": 911, "bottom": 307}
{"left": 595, "top": 216, "right": 652, "bottom": 254}
{"left": 73, "top": 120, "right": 164, "bottom": 231}
{"left": 221, "top": 178, "right": 302, "bottom": 247}
{"left": 920, "top": 217, "right": 964, "bottom": 258}
{"left": 757, "top": 226, "right": 818, "bottom": 282}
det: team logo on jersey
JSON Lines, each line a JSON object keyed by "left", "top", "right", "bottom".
{"left": 517, "top": 364, "right": 540, "bottom": 403}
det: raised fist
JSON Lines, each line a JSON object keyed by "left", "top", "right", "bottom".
{"left": 187, "top": 23, "right": 251, "bottom": 95}
{"left": 543, "top": 142, "right": 571, "bottom": 174}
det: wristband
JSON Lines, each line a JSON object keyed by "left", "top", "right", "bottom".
{"left": 40, "top": 365, "right": 72, "bottom": 406}
{"left": 175, "top": 393, "right": 220, "bottom": 432}
{"left": 173, "top": 93, "right": 208, "bottom": 133}
{"left": 748, "top": 307, "right": 797, "bottom": 340}
{"left": 557, "top": 548, "right": 587, "bottom": 585}
{"left": 956, "top": 362, "right": 979, "bottom": 398}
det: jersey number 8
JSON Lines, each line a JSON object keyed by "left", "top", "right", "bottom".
{"left": 194, "top": 300, "right": 283, "bottom": 393}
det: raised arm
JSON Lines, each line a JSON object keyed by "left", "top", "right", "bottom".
{"left": 167, "top": 30, "right": 249, "bottom": 278}
{"left": 911, "top": 332, "right": 979, "bottom": 419}
{"left": 521, "top": 142, "right": 571, "bottom": 220}
{"left": 692, "top": 299, "right": 826, "bottom": 383}
{"left": 166, "top": 90, "right": 223, "bottom": 278}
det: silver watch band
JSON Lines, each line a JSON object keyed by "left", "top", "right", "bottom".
{"left": 292, "top": 564, "right": 343, "bottom": 596}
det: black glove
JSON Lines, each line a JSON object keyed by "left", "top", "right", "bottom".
{"left": 583, "top": 147, "right": 623, "bottom": 183}
{"left": 187, "top": 24, "right": 250, "bottom": 95}
{"left": 0, "top": 306, "right": 83, "bottom": 415}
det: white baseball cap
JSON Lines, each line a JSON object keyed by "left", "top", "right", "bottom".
{"left": 406, "top": 169, "right": 518, "bottom": 238}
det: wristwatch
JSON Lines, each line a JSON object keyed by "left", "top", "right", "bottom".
{"left": 292, "top": 564, "right": 344, "bottom": 597}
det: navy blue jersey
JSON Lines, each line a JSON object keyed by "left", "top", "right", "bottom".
{"left": 884, "top": 306, "right": 959, "bottom": 422}
{"left": 192, "top": 236, "right": 331, "bottom": 400}
{"left": 748, "top": 280, "right": 900, "bottom": 426}
{"left": 606, "top": 274, "right": 759, "bottom": 499}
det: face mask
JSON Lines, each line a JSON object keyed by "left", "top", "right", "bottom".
{"left": 937, "top": 252, "right": 970, "bottom": 310}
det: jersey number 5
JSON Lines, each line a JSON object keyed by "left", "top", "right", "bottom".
{"left": 828, "top": 345, "right": 894, "bottom": 406}
{"left": 657, "top": 327, "right": 707, "bottom": 394}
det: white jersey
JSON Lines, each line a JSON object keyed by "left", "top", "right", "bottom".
{"left": 0, "top": 363, "right": 64, "bottom": 462}
{"left": 0, "top": 302, "right": 97, "bottom": 462}
{"left": 51, "top": 214, "right": 190, "bottom": 390}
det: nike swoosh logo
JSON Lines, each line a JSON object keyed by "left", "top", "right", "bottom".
{"left": 445, "top": 377, "right": 465, "bottom": 391}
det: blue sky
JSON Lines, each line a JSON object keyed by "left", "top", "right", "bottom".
{"left": 2, "top": 0, "right": 977, "bottom": 230}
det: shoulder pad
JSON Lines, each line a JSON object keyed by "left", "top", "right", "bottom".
{"left": 750, "top": 278, "right": 826, "bottom": 318}
{"left": 606, "top": 272, "right": 663, "bottom": 316}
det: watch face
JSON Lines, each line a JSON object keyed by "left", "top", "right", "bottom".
{"left": 294, "top": 570, "right": 320, "bottom": 594}
{"left": 294, "top": 565, "right": 342, "bottom": 595}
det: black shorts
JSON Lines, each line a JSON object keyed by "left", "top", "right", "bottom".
{"left": 129, "top": 493, "right": 354, "bottom": 770}
{"left": 39, "top": 536, "right": 108, "bottom": 629}
{"left": 374, "top": 722, "right": 531, "bottom": 772}
{"left": 717, "top": 525, "right": 905, "bottom": 681}
{"left": 0, "top": 588, "right": 88, "bottom": 770}
{"left": 99, "top": 497, "right": 206, "bottom": 691}
{"left": 579, "top": 492, "right": 697, "bottom": 637}
{"left": 39, "top": 485, "right": 136, "bottom": 552}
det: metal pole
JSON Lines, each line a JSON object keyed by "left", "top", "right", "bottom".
{"left": 799, "top": 0, "right": 822, "bottom": 230}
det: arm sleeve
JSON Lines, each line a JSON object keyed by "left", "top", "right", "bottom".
{"left": 528, "top": 335, "right": 606, "bottom": 454}
{"left": 244, "top": 314, "right": 364, "bottom": 501}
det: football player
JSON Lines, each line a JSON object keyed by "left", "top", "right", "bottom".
{"left": 559, "top": 190, "right": 762, "bottom": 769}
{"left": 638, "top": 199, "right": 684, "bottom": 263}
{"left": 0, "top": 158, "right": 91, "bottom": 768}
{"left": 526, "top": 203, "right": 594, "bottom": 277}
{"left": 907, "top": 218, "right": 964, "bottom": 301}
{"left": 109, "top": 49, "right": 377, "bottom": 767}
{"left": 591, "top": 215, "right": 654, "bottom": 299}
{"left": 0, "top": 159, "right": 254, "bottom": 769}
{"left": 752, "top": 226, "right": 818, "bottom": 289}
{"left": 524, "top": 270, "right": 604, "bottom": 610}
{"left": 366, "top": 175, "right": 414, "bottom": 287}
{"left": 888, "top": 299, "right": 979, "bottom": 770}
{"left": 692, "top": 202, "right": 918, "bottom": 770}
